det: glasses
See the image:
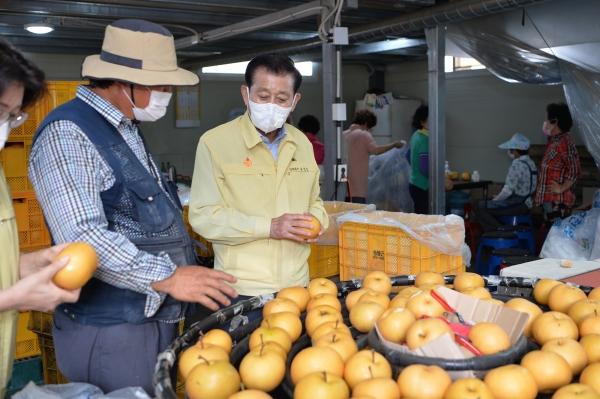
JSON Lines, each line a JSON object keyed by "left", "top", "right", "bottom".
{"left": 0, "top": 111, "right": 29, "bottom": 129}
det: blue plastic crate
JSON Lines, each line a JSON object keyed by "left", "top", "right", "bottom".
{"left": 6, "top": 356, "right": 44, "bottom": 391}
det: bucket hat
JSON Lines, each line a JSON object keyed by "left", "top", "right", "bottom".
{"left": 81, "top": 19, "right": 199, "bottom": 86}
{"left": 498, "top": 133, "right": 530, "bottom": 150}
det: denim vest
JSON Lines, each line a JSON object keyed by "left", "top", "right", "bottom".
{"left": 33, "top": 98, "right": 196, "bottom": 326}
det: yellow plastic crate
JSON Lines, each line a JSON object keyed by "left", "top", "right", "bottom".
{"left": 28, "top": 310, "right": 54, "bottom": 338}
{"left": 182, "top": 206, "right": 214, "bottom": 257}
{"left": 339, "top": 212, "right": 463, "bottom": 282}
{"left": 15, "top": 312, "right": 41, "bottom": 360}
{"left": 12, "top": 192, "right": 51, "bottom": 250}
{"left": 0, "top": 140, "right": 34, "bottom": 193}
{"left": 308, "top": 244, "right": 339, "bottom": 279}
{"left": 38, "top": 337, "right": 69, "bottom": 385}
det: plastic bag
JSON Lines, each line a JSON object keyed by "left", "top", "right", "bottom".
{"left": 178, "top": 186, "right": 191, "bottom": 206}
{"left": 366, "top": 147, "right": 413, "bottom": 213}
{"left": 12, "top": 382, "right": 151, "bottom": 399}
{"left": 336, "top": 211, "right": 471, "bottom": 266}
{"left": 317, "top": 201, "right": 376, "bottom": 246}
{"left": 540, "top": 208, "right": 600, "bottom": 261}
{"left": 12, "top": 382, "right": 103, "bottom": 399}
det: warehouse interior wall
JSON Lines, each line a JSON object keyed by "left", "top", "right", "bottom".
{"left": 24, "top": 52, "right": 575, "bottom": 181}
{"left": 386, "top": 60, "right": 575, "bottom": 182}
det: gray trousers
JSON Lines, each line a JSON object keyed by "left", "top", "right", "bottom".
{"left": 52, "top": 310, "right": 178, "bottom": 396}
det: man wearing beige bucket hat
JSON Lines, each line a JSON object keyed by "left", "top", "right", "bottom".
{"left": 29, "top": 19, "right": 238, "bottom": 394}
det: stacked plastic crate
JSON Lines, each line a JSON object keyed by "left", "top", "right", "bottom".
{"left": 0, "top": 81, "right": 84, "bottom": 252}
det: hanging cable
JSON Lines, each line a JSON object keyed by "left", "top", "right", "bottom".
{"left": 522, "top": 7, "right": 558, "bottom": 60}
{"left": 318, "top": 0, "right": 344, "bottom": 42}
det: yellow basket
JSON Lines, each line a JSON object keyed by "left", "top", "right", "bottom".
{"left": 13, "top": 192, "right": 51, "bottom": 250}
{"left": 339, "top": 212, "right": 464, "bottom": 285}
{"left": 38, "top": 337, "right": 69, "bottom": 385}
{"left": 182, "top": 206, "right": 214, "bottom": 257}
{"left": 15, "top": 312, "right": 41, "bottom": 360}
{"left": 28, "top": 310, "right": 54, "bottom": 338}
{"left": 0, "top": 140, "right": 34, "bottom": 194}
{"left": 308, "top": 244, "right": 339, "bottom": 279}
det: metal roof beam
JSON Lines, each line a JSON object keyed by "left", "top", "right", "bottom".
{"left": 342, "top": 38, "right": 425, "bottom": 56}
{"left": 175, "top": 0, "right": 323, "bottom": 49}
{"left": 2, "top": 0, "right": 244, "bottom": 26}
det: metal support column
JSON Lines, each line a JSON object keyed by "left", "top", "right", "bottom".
{"left": 427, "top": 25, "right": 446, "bottom": 215}
{"left": 322, "top": 2, "right": 340, "bottom": 201}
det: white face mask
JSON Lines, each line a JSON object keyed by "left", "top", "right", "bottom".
{"left": 123, "top": 87, "right": 172, "bottom": 122}
{"left": 508, "top": 150, "right": 515, "bottom": 160}
{"left": 246, "top": 87, "right": 296, "bottom": 133}
{"left": 0, "top": 121, "right": 10, "bottom": 151}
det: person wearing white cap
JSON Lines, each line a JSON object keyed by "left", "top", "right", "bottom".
{"left": 472, "top": 133, "right": 538, "bottom": 232}
{"left": 28, "top": 19, "right": 237, "bottom": 394}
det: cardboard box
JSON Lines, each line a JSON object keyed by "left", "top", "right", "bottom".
{"left": 375, "top": 286, "right": 529, "bottom": 380}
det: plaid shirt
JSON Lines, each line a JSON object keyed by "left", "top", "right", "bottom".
{"left": 29, "top": 85, "right": 178, "bottom": 319}
{"left": 534, "top": 133, "right": 581, "bottom": 208}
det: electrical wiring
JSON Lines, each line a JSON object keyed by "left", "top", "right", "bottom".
{"left": 318, "top": 0, "right": 344, "bottom": 42}
{"left": 346, "top": 177, "right": 353, "bottom": 203}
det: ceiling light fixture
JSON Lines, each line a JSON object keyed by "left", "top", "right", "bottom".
{"left": 24, "top": 23, "right": 54, "bottom": 34}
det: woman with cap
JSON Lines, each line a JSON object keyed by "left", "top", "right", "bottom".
{"left": 28, "top": 19, "right": 237, "bottom": 394}
{"left": 0, "top": 36, "right": 81, "bottom": 398}
{"left": 534, "top": 102, "right": 581, "bottom": 227}
{"left": 472, "top": 134, "right": 538, "bottom": 232}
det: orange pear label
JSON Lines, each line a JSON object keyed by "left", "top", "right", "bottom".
{"left": 243, "top": 157, "right": 252, "bottom": 167}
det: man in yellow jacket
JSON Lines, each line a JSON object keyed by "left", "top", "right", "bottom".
{"left": 189, "top": 54, "right": 328, "bottom": 329}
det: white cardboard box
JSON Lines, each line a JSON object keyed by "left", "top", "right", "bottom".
{"left": 375, "top": 286, "right": 529, "bottom": 380}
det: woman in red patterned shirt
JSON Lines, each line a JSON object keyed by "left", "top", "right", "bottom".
{"left": 534, "top": 102, "right": 582, "bottom": 227}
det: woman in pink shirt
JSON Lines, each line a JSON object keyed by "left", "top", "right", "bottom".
{"left": 298, "top": 114, "right": 324, "bottom": 165}
{"left": 343, "top": 110, "right": 404, "bottom": 203}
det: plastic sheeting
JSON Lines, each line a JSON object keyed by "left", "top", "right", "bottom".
{"left": 560, "top": 61, "right": 600, "bottom": 168}
{"left": 317, "top": 201, "right": 376, "bottom": 246}
{"left": 336, "top": 211, "right": 471, "bottom": 265}
{"left": 447, "top": 18, "right": 600, "bottom": 168}
{"left": 12, "top": 382, "right": 150, "bottom": 399}
{"left": 366, "top": 147, "right": 414, "bottom": 213}
{"left": 446, "top": 21, "right": 561, "bottom": 85}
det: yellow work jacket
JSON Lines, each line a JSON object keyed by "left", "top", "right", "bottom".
{"left": 189, "top": 113, "right": 328, "bottom": 296}
{"left": 0, "top": 164, "right": 20, "bottom": 397}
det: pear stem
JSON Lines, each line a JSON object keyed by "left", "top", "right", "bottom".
{"left": 371, "top": 348, "right": 375, "bottom": 363}
{"left": 335, "top": 320, "right": 339, "bottom": 329}
{"left": 266, "top": 319, "right": 272, "bottom": 329}
{"left": 323, "top": 371, "right": 327, "bottom": 383}
{"left": 369, "top": 365, "right": 373, "bottom": 379}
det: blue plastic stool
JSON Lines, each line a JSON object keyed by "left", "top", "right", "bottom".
{"left": 499, "top": 215, "right": 534, "bottom": 231}
{"left": 475, "top": 231, "right": 519, "bottom": 276}
{"left": 497, "top": 225, "right": 535, "bottom": 256}
{"left": 488, "top": 248, "right": 531, "bottom": 276}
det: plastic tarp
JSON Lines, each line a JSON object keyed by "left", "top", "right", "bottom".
{"left": 317, "top": 201, "right": 376, "bottom": 246}
{"left": 336, "top": 211, "right": 471, "bottom": 266}
{"left": 366, "top": 146, "right": 414, "bottom": 213}
{"left": 447, "top": 18, "right": 600, "bottom": 168}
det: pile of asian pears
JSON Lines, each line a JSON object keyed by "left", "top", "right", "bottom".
{"left": 179, "top": 271, "right": 600, "bottom": 399}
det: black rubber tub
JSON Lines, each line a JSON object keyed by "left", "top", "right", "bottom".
{"left": 280, "top": 323, "right": 370, "bottom": 399}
